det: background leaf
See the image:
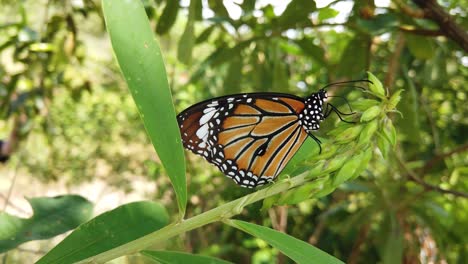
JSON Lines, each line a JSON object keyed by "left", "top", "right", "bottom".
{"left": 102, "top": 0, "right": 187, "bottom": 215}
{"left": 0, "top": 195, "right": 92, "bottom": 253}
{"left": 142, "top": 250, "right": 234, "bottom": 264}
{"left": 156, "top": 0, "right": 179, "bottom": 35}
{"left": 227, "top": 220, "right": 344, "bottom": 264}
{"left": 37, "top": 201, "right": 169, "bottom": 264}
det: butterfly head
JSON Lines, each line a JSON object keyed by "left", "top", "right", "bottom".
{"left": 299, "top": 90, "right": 328, "bottom": 132}
{"left": 317, "top": 89, "right": 328, "bottom": 101}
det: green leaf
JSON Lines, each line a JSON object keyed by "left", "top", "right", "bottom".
{"left": 367, "top": 71, "right": 385, "bottom": 97}
{"left": 358, "top": 120, "right": 378, "bottom": 145}
{"left": 356, "top": 13, "right": 399, "bottom": 35}
{"left": 195, "top": 25, "right": 215, "bottom": 44}
{"left": 178, "top": 0, "right": 200, "bottom": 65}
{"left": 360, "top": 105, "right": 381, "bottom": 122}
{"left": 227, "top": 220, "right": 344, "bottom": 264}
{"left": 155, "top": 0, "right": 179, "bottom": 35}
{"left": 351, "top": 99, "right": 379, "bottom": 112}
{"left": 312, "top": 183, "right": 336, "bottom": 198}
{"left": 37, "top": 201, "right": 169, "bottom": 264}
{"left": 272, "top": 44, "right": 289, "bottom": 92}
{"left": 335, "top": 125, "right": 363, "bottom": 143}
{"left": 278, "top": 0, "right": 316, "bottom": 29}
{"left": 406, "top": 34, "right": 435, "bottom": 60}
{"left": 382, "top": 212, "right": 403, "bottom": 264}
{"left": 336, "top": 35, "right": 369, "bottom": 77}
{"left": 332, "top": 151, "right": 365, "bottom": 186}
{"left": 377, "top": 132, "right": 390, "bottom": 159}
{"left": 178, "top": 20, "right": 195, "bottom": 64}
{"left": 277, "top": 176, "right": 329, "bottom": 205}
{"left": 103, "top": 0, "right": 187, "bottom": 215}
{"left": 295, "top": 38, "right": 325, "bottom": 65}
{"left": 383, "top": 119, "right": 397, "bottom": 146}
{"left": 399, "top": 69, "right": 420, "bottom": 143}
{"left": 224, "top": 56, "right": 242, "bottom": 94}
{"left": 142, "top": 250, "right": 233, "bottom": 264}
{"left": 318, "top": 7, "right": 339, "bottom": 22}
{"left": 208, "top": 0, "right": 229, "bottom": 19}
{"left": 349, "top": 148, "right": 373, "bottom": 180}
{"left": 322, "top": 153, "right": 349, "bottom": 173}
{"left": 0, "top": 195, "right": 92, "bottom": 253}
{"left": 388, "top": 89, "right": 403, "bottom": 110}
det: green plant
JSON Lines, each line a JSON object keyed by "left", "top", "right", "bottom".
{"left": 33, "top": 1, "right": 398, "bottom": 263}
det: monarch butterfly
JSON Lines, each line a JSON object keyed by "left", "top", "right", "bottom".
{"left": 177, "top": 81, "right": 368, "bottom": 188}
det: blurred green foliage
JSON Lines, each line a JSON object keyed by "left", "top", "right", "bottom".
{"left": 1, "top": 0, "right": 467, "bottom": 263}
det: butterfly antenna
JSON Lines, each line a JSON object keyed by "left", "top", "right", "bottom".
{"left": 320, "top": 79, "right": 372, "bottom": 91}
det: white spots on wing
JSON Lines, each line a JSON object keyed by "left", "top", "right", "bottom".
{"left": 246, "top": 98, "right": 253, "bottom": 103}
{"left": 200, "top": 110, "right": 216, "bottom": 124}
{"left": 203, "top": 107, "right": 216, "bottom": 114}
{"left": 196, "top": 123, "right": 209, "bottom": 139}
{"left": 207, "top": 101, "right": 218, "bottom": 107}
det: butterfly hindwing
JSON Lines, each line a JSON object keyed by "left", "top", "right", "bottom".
{"left": 177, "top": 93, "right": 309, "bottom": 188}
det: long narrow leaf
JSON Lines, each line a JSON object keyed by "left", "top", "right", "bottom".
{"left": 102, "top": 0, "right": 186, "bottom": 215}
{"left": 142, "top": 250, "right": 233, "bottom": 264}
{"left": 37, "top": 201, "right": 169, "bottom": 264}
{"left": 226, "top": 220, "right": 344, "bottom": 264}
{"left": 0, "top": 195, "right": 92, "bottom": 253}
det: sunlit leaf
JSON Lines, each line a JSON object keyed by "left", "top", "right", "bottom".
{"left": 360, "top": 105, "right": 381, "bottom": 122}
{"left": 37, "top": 201, "right": 169, "bottom": 264}
{"left": 142, "top": 250, "right": 233, "bottom": 264}
{"left": 0, "top": 195, "right": 92, "bottom": 253}
{"left": 278, "top": 0, "right": 316, "bottom": 29}
{"left": 318, "top": 7, "right": 339, "bottom": 21}
{"left": 103, "top": 0, "right": 187, "bottom": 215}
{"left": 356, "top": 13, "right": 399, "bottom": 35}
{"left": 336, "top": 35, "right": 369, "bottom": 77}
{"left": 406, "top": 35, "right": 435, "bottom": 60}
{"left": 358, "top": 119, "right": 378, "bottom": 145}
{"left": 367, "top": 72, "right": 385, "bottom": 97}
{"left": 227, "top": 220, "right": 344, "bottom": 264}
{"left": 156, "top": 0, "right": 179, "bottom": 35}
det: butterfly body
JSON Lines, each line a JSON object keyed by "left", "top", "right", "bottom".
{"left": 178, "top": 90, "right": 328, "bottom": 188}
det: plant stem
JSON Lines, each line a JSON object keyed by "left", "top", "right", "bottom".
{"left": 77, "top": 172, "right": 319, "bottom": 263}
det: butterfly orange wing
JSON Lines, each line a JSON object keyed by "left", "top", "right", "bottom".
{"left": 178, "top": 93, "right": 308, "bottom": 188}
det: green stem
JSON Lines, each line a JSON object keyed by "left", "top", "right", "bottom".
{"left": 77, "top": 172, "right": 319, "bottom": 263}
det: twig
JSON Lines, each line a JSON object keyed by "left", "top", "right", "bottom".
{"left": 384, "top": 32, "right": 406, "bottom": 88}
{"left": 394, "top": 0, "right": 426, "bottom": 18}
{"left": 396, "top": 154, "right": 468, "bottom": 199}
{"left": 2, "top": 163, "right": 20, "bottom": 211}
{"left": 398, "top": 26, "right": 443, "bottom": 36}
{"left": 308, "top": 218, "right": 325, "bottom": 245}
{"left": 412, "top": 0, "right": 468, "bottom": 52}
{"left": 347, "top": 223, "right": 370, "bottom": 264}
{"left": 420, "top": 143, "right": 468, "bottom": 175}
{"left": 420, "top": 95, "right": 441, "bottom": 153}
{"left": 75, "top": 174, "right": 326, "bottom": 263}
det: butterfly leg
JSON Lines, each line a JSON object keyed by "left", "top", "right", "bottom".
{"left": 308, "top": 133, "right": 322, "bottom": 154}
{"left": 325, "top": 103, "right": 356, "bottom": 124}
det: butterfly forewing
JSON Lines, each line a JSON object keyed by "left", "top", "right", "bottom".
{"left": 177, "top": 93, "right": 309, "bottom": 188}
